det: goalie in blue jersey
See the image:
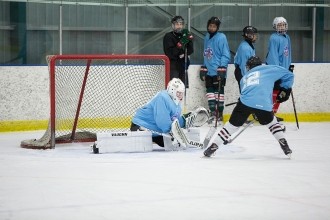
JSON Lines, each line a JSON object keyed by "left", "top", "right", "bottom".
{"left": 131, "top": 78, "right": 209, "bottom": 148}
{"left": 204, "top": 56, "right": 294, "bottom": 158}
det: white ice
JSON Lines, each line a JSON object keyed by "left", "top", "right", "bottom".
{"left": 1, "top": 122, "right": 330, "bottom": 220}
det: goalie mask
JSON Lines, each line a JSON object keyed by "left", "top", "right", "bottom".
{"left": 171, "top": 16, "right": 185, "bottom": 33}
{"left": 167, "top": 78, "right": 185, "bottom": 105}
{"left": 273, "top": 17, "right": 288, "bottom": 34}
{"left": 246, "top": 56, "right": 262, "bottom": 71}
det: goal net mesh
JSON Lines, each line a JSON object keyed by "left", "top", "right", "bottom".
{"left": 21, "top": 54, "right": 169, "bottom": 149}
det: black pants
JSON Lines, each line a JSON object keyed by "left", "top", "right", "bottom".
{"left": 130, "top": 123, "right": 164, "bottom": 147}
{"left": 170, "top": 59, "right": 189, "bottom": 88}
{"left": 229, "top": 100, "right": 274, "bottom": 127}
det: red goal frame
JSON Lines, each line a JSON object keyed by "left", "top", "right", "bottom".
{"left": 47, "top": 54, "right": 169, "bottom": 149}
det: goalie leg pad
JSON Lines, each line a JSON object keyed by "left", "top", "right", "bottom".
{"left": 171, "top": 119, "right": 189, "bottom": 149}
{"left": 163, "top": 136, "right": 183, "bottom": 151}
{"left": 94, "top": 131, "right": 153, "bottom": 153}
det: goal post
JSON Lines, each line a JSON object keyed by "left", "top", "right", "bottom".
{"left": 21, "top": 54, "right": 170, "bottom": 149}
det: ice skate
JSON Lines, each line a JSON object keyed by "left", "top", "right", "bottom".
{"left": 279, "top": 138, "right": 292, "bottom": 158}
{"left": 203, "top": 143, "right": 219, "bottom": 157}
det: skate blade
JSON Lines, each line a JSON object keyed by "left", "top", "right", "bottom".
{"left": 286, "top": 153, "right": 292, "bottom": 159}
{"left": 201, "top": 156, "right": 213, "bottom": 158}
{"left": 201, "top": 154, "right": 215, "bottom": 158}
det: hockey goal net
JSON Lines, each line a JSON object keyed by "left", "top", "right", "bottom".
{"left": 21, "top": 54, "right": 170, "bottom": 149}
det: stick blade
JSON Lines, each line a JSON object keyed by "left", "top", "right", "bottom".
{"left": 203, "top": 127, "right": 217, "bottom": 149}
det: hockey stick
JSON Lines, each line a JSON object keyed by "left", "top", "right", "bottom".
{"left": 288, "top": 65, "right": 299, "bottom": 129}
{"left": 172, "top": 119, "right": 204, "bottom": 148}
{"left": 183, "top": 47, "right": 188, "bottom": 112}
{"left": 203, "top": 120, "right": 254, "bottom": 149}
{"left": 203, "top": 126, "right": 217, "bottom": 149}
{"left": 224, "top": 120, "right": 254, "bottom": 144}
{"left": 215, "top": 77, "right": 223, "bottom": 127}
{"left": 204, "top": 76, "right": 224, "bottom": 147}
{"left": 225, "top": 101, "right": 237, "bottom": 107}
{"left": 291, "top": 91, "right": 299, "bottom": 129}
{"left": 203, "top": 77, "right": 222, "bottom": 148}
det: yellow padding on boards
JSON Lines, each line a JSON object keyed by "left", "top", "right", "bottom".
{"left": 0, "top": 117, "right": 133, "bottom": 132}
{"left": 1, "top": 113, "right": 330, "bottom": 132}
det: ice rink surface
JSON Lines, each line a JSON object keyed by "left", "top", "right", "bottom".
{"left": 1, "top": 122, "right": 330, "bottom": 220}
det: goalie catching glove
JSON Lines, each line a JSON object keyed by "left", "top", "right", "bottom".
{"left": 182, "top": 106, "right": 209, "bottom": 129}
{"left": 276, "top": 87, "right": 292, "bottom": 103}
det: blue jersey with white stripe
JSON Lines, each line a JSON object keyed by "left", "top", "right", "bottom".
{"left": 132, "top": 90, "right": 184, "bottom": 135}
{"left": 240, "top": 65, "right": 294, "bottom": 111}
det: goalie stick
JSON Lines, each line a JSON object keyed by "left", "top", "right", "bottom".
{"left": 172, "top": 119, "right": 204, "bottom": 148}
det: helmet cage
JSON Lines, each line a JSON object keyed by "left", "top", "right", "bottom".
{"left": 273, "top": 17, "right": 288, "bottom": 34}
{"left": 167, "top": 78, "right": 185, "bottom": 105}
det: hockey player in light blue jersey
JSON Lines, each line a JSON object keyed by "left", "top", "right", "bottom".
{"left": 266, "top": 17, "right": 292, "bottom": 69}
{"left": 204, "top": 56, "right": 294, "bottom": 158}
{"left": 234, "top": 25, "right": 258, "bottom": 92}
{"left": 266, "top": 17, "right": 292, "bottom": 121}
{"left": 200, "top": 16, "right": 231, "bottom": 124}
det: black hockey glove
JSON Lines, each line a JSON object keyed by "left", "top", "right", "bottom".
{"left": 289, "top": 65, "right": 295, "bottom": 73}
{"left": 217, "top": 66, "right": 227, "bottom": 80}
{"left": 276, "top": 87, "right": 292, "bottom": 103}
{"left": 200, "top": 65, "right": 207, "bottom": 81}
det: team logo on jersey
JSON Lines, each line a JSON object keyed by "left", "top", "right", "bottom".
{"left": 283, "top": 46, "right": 289, "bottom": 57}
{"left": 204, "top": 47, "right": 213, "bottom": 60}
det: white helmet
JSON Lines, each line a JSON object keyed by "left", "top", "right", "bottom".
{"left": 273, "top": 17, "right": 288, "bottom": 34}
{"left": 167, "top": 78, "right": 185, "bottom": 105}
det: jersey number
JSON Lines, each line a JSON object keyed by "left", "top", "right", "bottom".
{"left": 242, "top": 71, "right": 260, "bottom": 90}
